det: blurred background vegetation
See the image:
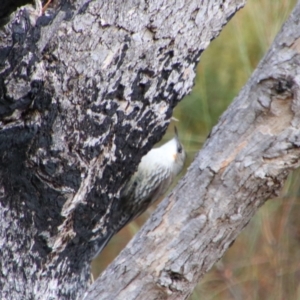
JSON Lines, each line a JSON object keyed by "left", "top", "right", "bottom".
{"left": 92, "top": 0, "right": 300, "bottom": 299}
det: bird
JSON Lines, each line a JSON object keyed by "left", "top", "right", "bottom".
{"left": 94, "top": 127, "right": 186, "bottom": 257}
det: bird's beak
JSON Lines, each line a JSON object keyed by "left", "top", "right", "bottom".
{"left": 174, "top": 126, "right": 178, "bottom": 138}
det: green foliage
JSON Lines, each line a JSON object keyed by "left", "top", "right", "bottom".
{"left": 92, "top": 1, "right": 300, "bottom": 299}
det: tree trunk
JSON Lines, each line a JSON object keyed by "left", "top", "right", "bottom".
{"left": 0, "top": 0, "right": 245, "bottom": 299}
{"left": 85, "top": 1, "right": 300, "bottom": 299}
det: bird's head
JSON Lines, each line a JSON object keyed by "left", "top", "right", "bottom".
{"left": 158, "top": 126, "right": 186, "bottom": 176}
{"left": 173, "top": 126, "right": 186, "bottom": 174}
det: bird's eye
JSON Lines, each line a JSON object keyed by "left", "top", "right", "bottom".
{"left": 178, "top": 144, "right": 182, "bottom": 153}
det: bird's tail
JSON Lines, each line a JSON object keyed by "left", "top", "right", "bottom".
{"left": 92, "top": 231, "right": 115, "bottom": 259}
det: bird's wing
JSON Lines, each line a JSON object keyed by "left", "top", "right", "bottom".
{"left": 94, "top": 164, "right": 172, "bottom": 256}
{"left": 118, "top": 164, "right": 172, "bottom": 227}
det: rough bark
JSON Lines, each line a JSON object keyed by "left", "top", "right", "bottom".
{"left": 0, "top": 0, "right": 245, "bottom": 299}
{"left": 85, "top": 2, "right": 300, "bottom": 300}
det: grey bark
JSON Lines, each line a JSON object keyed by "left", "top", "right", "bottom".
{"left": 85, "top": 2, "right": 300, "bottom": 300}
{"left": 0, "top": 0, "right": 245, "bottom": 299}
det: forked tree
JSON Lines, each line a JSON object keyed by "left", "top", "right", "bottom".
{"left": 1, "top": 0, "right": 300, "bottom": 299}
